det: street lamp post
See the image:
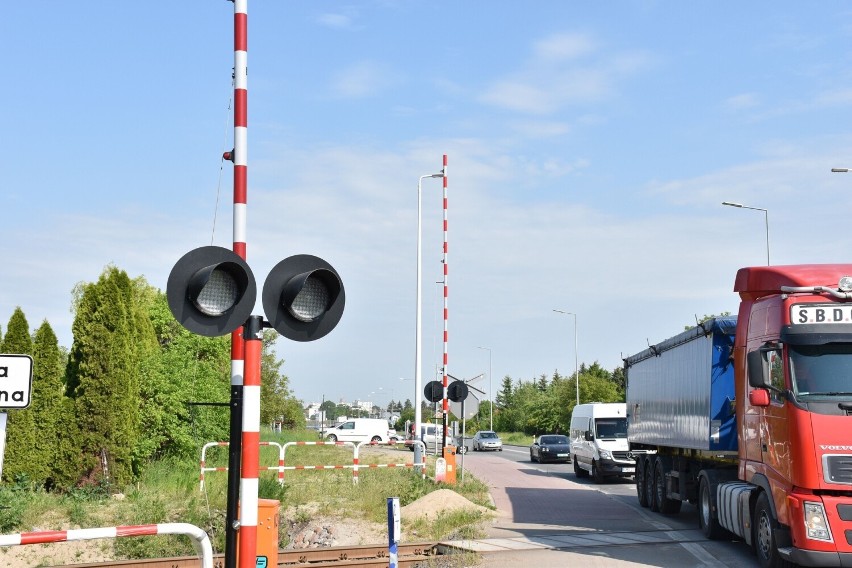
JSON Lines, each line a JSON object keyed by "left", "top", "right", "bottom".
{"left": 476, "top": 346, "right": 493, "bottom": 431}
{"left": 721, "top": 201, "right": 770, "bottom": 266}
{"left": 415, "top": 167, "right": 445, "bottom": 462}
{"left": 553, "top": 310, "right": 579, "bottom": 405}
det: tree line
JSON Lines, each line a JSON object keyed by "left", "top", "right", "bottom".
{"left": 1, "top": 265, "right": 303, "bottom": 491}
{"left": 317, "top": 362, "right": 625, "bottom": 438}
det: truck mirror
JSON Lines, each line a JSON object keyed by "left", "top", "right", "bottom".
{"left": 585, "top": 430, "right": 594, "bottom": 441}
{"left": 749, "top": 389, "right": 771, "bottom": 407}
{"left": 747, "top": 349, "right": 768, "bottom": 389}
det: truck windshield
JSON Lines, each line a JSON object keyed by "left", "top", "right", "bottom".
{"left": 595, "top": 418, "right": 627, "bottom": 439}
{"left": 789, "top": 343, "right": 852, "bottom": 399}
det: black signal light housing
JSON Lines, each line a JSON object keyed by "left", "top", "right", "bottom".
{"left": 166, "top": 246, "right": 257, "bottom": 337}
{"left": 262, "top": 254, "right": 345, "bottom": 342}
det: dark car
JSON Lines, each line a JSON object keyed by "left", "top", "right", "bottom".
{"left": 530, "top": 434, "right": 571, "bottom": 463}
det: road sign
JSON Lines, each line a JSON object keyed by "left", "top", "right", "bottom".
{"left": 450, "top": 392, "right": 480, "bottom": 420}
{"left": 0, "top": 354, "right": 33, "bottom": 409}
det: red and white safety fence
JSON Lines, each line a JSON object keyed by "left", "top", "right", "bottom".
{"left": 280, "top": 440, "right": 357, "bottom": 484}
{"left": 200, "top": 441, "right": 284, "bottom": 491}
{"left": 200, "top": 439, "right": 428, "bottom": 488}
{"left": 0, "top": 523, "right": 213, "bottom": 568}
{"left": 352, "top": 440, "right": 426, "bottom": 484}
{"left": 280, "top": 440, "right": 427, "bottom": 484}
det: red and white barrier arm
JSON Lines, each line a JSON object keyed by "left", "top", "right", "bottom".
{"left": 0, "top": 523, "right": 213, "bottom": 568}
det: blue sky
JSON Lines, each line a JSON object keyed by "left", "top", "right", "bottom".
{"left": 4, "top": 2, "right": 852, "bottom": 410}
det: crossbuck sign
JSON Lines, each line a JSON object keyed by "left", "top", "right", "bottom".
{"left": 0, "top": 354, "right": 33, "bottom": 409}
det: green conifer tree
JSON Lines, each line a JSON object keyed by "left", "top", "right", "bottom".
{"left": 66, "top": 267, "right": 157, "bottom": 487}
{"left": 1, "top": 308, "right": 37, "bottom": 483}
{"left": 27, "top": 321, "right": 67, "bottom": 488}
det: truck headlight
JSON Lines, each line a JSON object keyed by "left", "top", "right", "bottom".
{"left": 803, "top": 502, "right": 833, "bottom": 542}
{"left": 599, "top": 449, "right": 612, "bottom": 460}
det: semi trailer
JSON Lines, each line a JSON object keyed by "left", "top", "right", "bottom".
{"left": 624, "top": 264, "right": 852, "bottom": 568}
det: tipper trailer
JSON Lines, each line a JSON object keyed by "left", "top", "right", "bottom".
{"left": 624, "top": 265, "right": 852, "bottom": 568}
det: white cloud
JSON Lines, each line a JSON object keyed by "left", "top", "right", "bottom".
{"left": 330, "top": 60, "right": 397, "bottom": 98}
{"left": 815, "top": 88, "right": 852, "bottom": 107}
{"left": 724, "top": 93, "right": 760, "bottom": 111}
{"left": 479, "top": 32, "right": 652, "bottom": 114}
{"left": 316, "top": 13, "right": 357, "bottom": 30}
{"left": 533, "top": 33, "right": 596, "bottom": 61}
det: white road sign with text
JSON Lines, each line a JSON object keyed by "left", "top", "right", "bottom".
{"left": 0, "top": 354, "right": 33, "bottom": 409}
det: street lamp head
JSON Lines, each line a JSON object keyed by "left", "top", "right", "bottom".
{"left": 831, "top": 168, "right": 850, "bottom": 173}
{"left": 722, "top": 201, "right": 743, "bottom": 208}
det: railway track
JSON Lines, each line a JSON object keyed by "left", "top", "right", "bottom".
{"left": 52, "top": 541, "right": 443, "bottom": 568}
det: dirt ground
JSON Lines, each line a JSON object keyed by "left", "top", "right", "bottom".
{"left": 2, "top": 488, "right": 490, "bottom": 567}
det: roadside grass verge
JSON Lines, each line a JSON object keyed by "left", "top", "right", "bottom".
{"left": 8, "top": 429, "right": 495, "bottom": 562}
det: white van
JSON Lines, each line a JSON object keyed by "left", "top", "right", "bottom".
{"left": 569, "top": 403, "right": 635, "bottom": 483}
{"left": 323, "top": 418, "right": 397, "bottom": 444}
{"left": 405, "top": 423, "right": 444, "bottom": 454}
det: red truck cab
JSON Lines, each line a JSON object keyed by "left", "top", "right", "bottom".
{"left": 735, "top": 264, "right": 852, "bottom": 567}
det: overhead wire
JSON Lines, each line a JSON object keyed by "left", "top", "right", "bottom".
{"left": 211, "top": 73, "right": 235, "bottom": 245}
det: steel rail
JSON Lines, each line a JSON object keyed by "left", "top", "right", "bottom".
{"left": 50, "top": 542, "right": 441, "bottom": 568}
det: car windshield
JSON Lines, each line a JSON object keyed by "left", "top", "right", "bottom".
{"left": 789, "top": 343, "right": 852, "bottom": 400}
{"left": 479, "top": 432, "right": 498, "bottom": 439}
{"left": 595, "top": 418, "right": 627, "bottom": 439}
{"left": 541, "top": 436, "right": 568, "bottom": 445}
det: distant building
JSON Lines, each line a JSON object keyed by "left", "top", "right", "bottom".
{"left": 304, "top": 402, "right": 322, "bottom": 420}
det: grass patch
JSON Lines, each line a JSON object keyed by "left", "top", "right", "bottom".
{"left": 6, "top": 428, "right": 494, "bottom": 562}
{"left": 499, "top": 431, "right": 533, "bottom": 446}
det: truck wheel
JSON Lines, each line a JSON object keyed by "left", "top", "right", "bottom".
{"left": 326, "top": 434, "right": 337, "bottom": 443}
{"left": 371, "top": 436, "right": 382, "bottom": 443}
{"left": 636, "top": 458, "right": 649, "bottom": 507}
{"left": 645, "top": 457, "right": 659, "bottom": 512}
{"left": 592, "top": 460, "right": 605, "bottom": 484}
{"left": 754, "top": 492, "right": 794, "bottom": 568}
{"left": 654, "top": 457, "right": 682, "bottom": 515}
{"left": 574, "top": 456, "right": 589, "bottom": 478}
{"left": 698, "top": 476, "right": 726, "bottom": 540}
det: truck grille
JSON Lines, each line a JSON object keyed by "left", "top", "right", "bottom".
{"left": 613, "top": 451, "right": 632, "bottom": 462}
{"left": 824, "top": 455, "right": 852, "bottom": 485}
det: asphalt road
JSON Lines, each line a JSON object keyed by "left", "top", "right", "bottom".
{"left": 451, "top": 445, "right": 760, "bottom": 567}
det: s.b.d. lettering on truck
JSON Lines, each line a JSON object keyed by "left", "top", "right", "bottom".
{"left": 792, "top": 304, "right": 852, "bottom": 324}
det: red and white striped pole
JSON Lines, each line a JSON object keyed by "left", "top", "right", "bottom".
{"left": 224, "top": 2, "right": 249, "bottom": 567}
{"left": 440, "top": 155, "right": 449, "bottom": 450}
{"left": 233, "top": 9, "right": 255, "bottom": 565}
{"left": 239, "top": 317, "right": 262, "bottom": 568}
{"left": 232, "top": 0, "right": 248, "bottom": 263}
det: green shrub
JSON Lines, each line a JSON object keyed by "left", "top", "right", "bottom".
{"left": 0, "top": 487, "right": 27, "bottom": 533}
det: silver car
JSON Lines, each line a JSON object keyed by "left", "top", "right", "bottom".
{"left": 472, "top": 430, "right": 503, "bottom": 451}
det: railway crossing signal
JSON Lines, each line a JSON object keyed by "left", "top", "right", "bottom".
{"left": 262, "top": 255, "right": 344, "bottom": 342}
{"left": 167, "top": 246, "right": 344, "bottom": 341}
{"left": 167, "top": 246, "right": 257, "bottom": 338}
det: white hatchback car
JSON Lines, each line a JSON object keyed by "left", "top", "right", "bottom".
{"left": 472, "top": 430, "right": 503, "bottom": 451}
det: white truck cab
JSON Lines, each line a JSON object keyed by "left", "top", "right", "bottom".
{"left": 570, "top": 402, "right": 635, "bottom": 483}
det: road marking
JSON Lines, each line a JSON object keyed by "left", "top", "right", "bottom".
{"left": 647, "top": 520, "right": 726, "bottom": 566}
